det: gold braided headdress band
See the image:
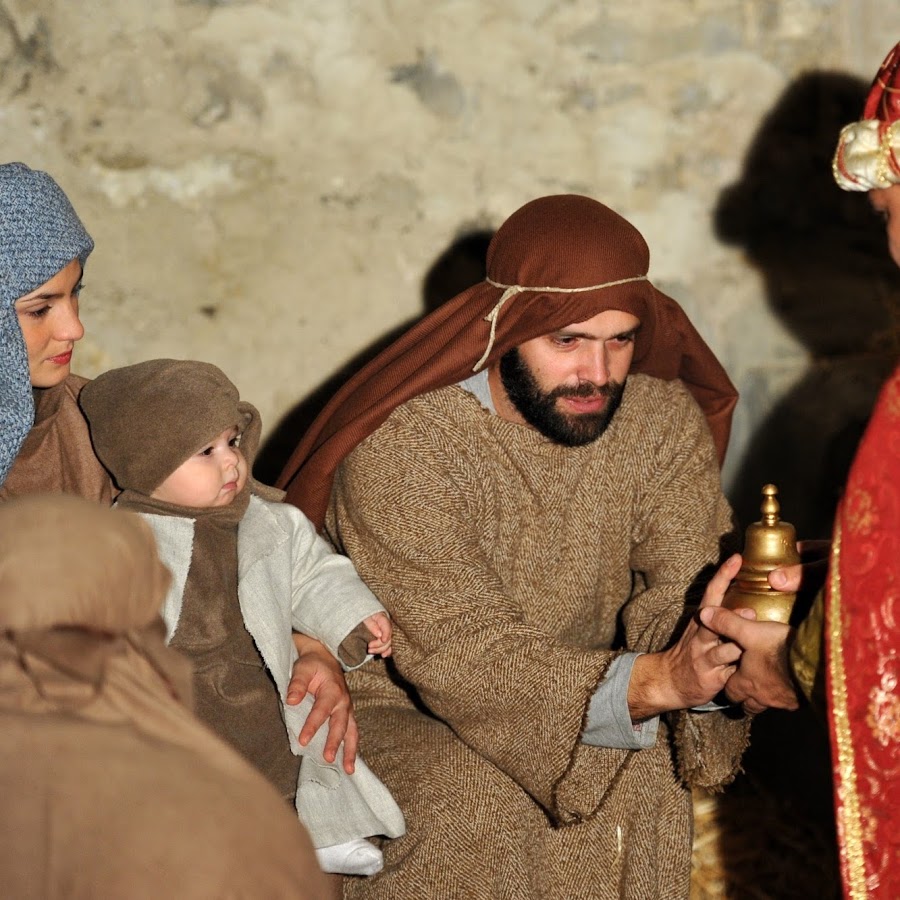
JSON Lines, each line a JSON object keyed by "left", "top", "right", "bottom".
{"left": 833, "top": 119, "right": 900, "bottom": 191}
{"left": 833, "top": 41, "right": 900, "bottom": 192}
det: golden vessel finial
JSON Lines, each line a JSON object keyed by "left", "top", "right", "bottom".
{"left": 722, "top": 484, "right": 800, "bottom": 624}
{"left": 760, "top": 483, "right": 780, "bottom": 526}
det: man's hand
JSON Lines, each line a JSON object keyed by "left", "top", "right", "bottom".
{"left": 363, "top": 612, "right": 393, "bottom": 657}
{"left": 287, "top": 633, "right": 358, "bottom": 774}
{"left": 699, "top": 606, "right": 799, "bottom": 714}
{"left": 628, "top": 554, "right": 744, "bottom": 720}
{"left": 768, "top": 538, "right": 831, "bottom": 595}
{"left": 704, "top": 537, "right": 828, "bottom": 715}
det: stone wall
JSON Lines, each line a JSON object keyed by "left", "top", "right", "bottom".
{"left": 3, "top": 0, "right": 900, "bottom": 530}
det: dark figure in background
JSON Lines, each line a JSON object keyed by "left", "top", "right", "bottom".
{"left": 718, "top": 71, "right": 900, "bottom": 541}
{"left": 706, "top": 44, "right": 900, "bottom": 899}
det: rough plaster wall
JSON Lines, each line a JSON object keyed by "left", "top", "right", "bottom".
{"left": 2, "top": 0, "right": 900, "bottom": 526}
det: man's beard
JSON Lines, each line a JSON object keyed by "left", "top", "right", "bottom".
{"left": 498, "top": 348, "right": 625, "bottom": 446}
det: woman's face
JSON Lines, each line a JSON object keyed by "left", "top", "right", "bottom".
{"left": 13, "top": 258, "right": 85, "bottom": 388}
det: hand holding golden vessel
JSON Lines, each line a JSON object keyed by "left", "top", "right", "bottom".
{"left": 722, "top": 484, "right": 801, "bottom": 625}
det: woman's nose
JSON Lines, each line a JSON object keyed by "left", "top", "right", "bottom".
{"left": 56, "top": 298, "right": 85, "bottom": 342}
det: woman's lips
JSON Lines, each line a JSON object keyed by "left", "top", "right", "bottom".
{"left": 47, "top": 351, "right": 72, "bottom": 365}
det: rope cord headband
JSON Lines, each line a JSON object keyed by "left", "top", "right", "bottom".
{"left": 276, "top": 195, "right": 738, "bottom": 527}
{"left": 473, "top": 275, "right": 649, "bottom": 371}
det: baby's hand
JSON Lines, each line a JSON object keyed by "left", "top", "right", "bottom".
{"left": 364, "top": 612, "right": 392, "bottom": 657}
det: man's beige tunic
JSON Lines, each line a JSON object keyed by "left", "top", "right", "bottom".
{"left": 328, "top": 374, "right": 749, "bottom": 899}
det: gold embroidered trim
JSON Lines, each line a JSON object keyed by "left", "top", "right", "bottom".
{"left": 828, "top": 519, "right": 868, "bottom": 898}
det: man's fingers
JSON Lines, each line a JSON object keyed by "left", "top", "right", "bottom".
{"left": 768, "top": 563, "right": 802, "bottom": 592}
{"left": 770, "top": 541, "right": 830, "bottom": 593}
{"left": 286, "top": 681, "right": 310, "bottom": 705}
{"left": 699, "top": 605, "right": 752, "bottom": 643}
{"left": 298, "top": 690, "right": 336, "bottom": 748}
{"left": 342, "top": 716, "right": 359, "bottom": 774}
{"left": 322, "top": 702, "right": 349, "bottom": 764}
{"left": 698, "top": 554, "right": 743, "bottom": 609}
{"left": 710, "top": 639, "right": 742, "bottom": 668}
{"left": 285, "top": 668, "right": 311, "bottom": 705}
{"left": 723, "top": 681, "right": 746, "bottom": 706}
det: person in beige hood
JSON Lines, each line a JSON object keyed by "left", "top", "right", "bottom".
{"left": 0, "top": 492, "right": 330, "bottom": 899}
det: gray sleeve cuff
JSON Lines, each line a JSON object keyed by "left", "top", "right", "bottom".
{"left": 581, "top": 652, "right": 660, "bottom": 750}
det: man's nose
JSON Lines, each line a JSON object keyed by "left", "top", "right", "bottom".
{"left": 577, "top": 344, "right": 609, "bottom": 386}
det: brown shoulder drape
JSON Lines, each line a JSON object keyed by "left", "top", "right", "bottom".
{"left": 0, "top": 375, "right": 113, "bottom": 506}
{"left": 278, "top": 194, "right": 737, "bottom": 528}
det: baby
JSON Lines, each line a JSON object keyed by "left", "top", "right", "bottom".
{"left": 80, "top": 359, "right": 405, "bottom": 877}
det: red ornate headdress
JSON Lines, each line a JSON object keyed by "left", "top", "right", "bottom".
{"left": 833, "top": 41, "right": 900, "bottom": 191}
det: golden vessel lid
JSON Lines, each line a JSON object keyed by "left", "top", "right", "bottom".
{"left": 723, "top": 484, "right": 801, "bottom": 622}
{"left": 741, "top": 484, "right": 800, "bottom": 573}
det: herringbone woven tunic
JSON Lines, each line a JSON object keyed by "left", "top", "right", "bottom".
{"left": 327, "top": 374, "right": 749, "bottom": 899}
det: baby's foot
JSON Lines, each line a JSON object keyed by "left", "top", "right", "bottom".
{"left": 315, "top": 838, "right": 383, "bottom": 876}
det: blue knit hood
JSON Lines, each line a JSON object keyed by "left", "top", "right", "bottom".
{"left": 1, "top": 163, "right": 94, "bottom": 486}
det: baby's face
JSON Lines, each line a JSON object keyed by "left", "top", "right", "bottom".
{"left": 151, "top": 426, "right": 248, "bottom": 508}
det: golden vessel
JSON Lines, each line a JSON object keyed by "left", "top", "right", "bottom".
{"left": 722, "top": 484, "right": 800, "bottom": 624}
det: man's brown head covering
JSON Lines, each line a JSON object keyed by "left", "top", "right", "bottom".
{"left": 278, "top": 194, "right": 738, "bottom": 528}
{"left": 833, "top": 40, "right": 900, "bottom": 191}
{"left": 80, "top": 359, "right": 276, "bottom": 498}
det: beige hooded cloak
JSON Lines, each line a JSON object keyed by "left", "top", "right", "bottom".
{"left": 0, "top": 494, "right": 330, "bottom": 899}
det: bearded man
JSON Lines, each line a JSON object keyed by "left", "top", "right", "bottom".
{"left": 278, "top": 194, "right": 750, "bottom": 899}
